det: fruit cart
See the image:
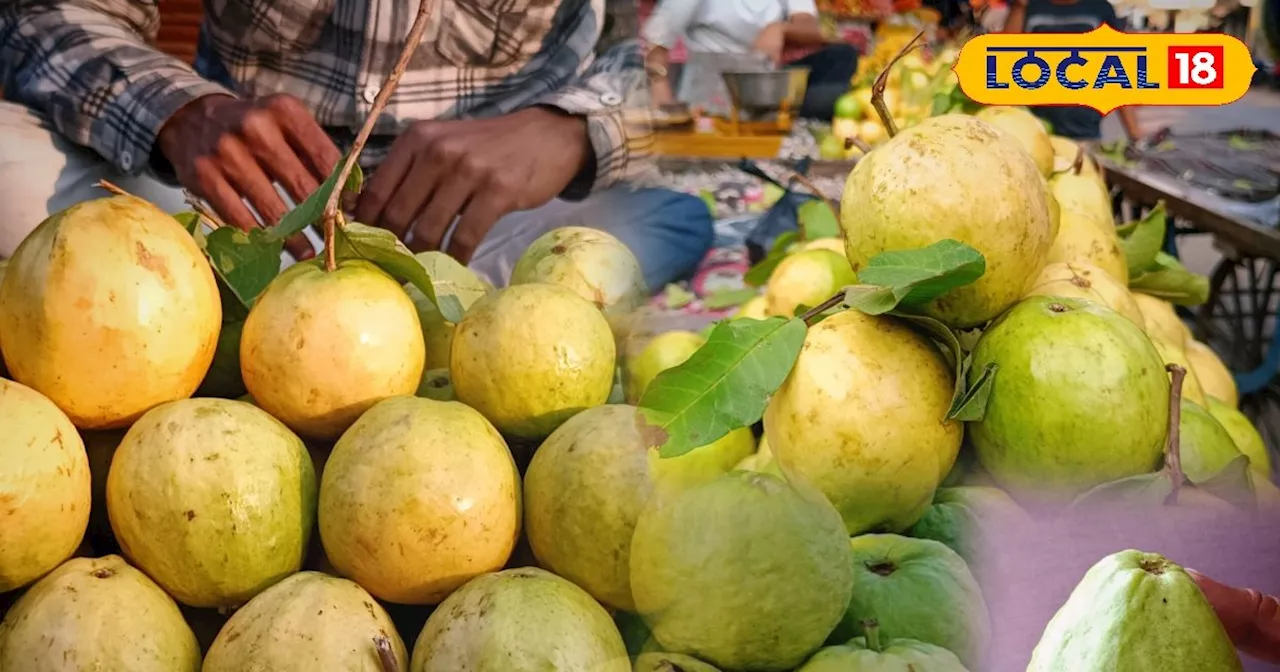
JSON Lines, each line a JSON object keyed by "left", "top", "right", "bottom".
{"left": 1097, "top": 130, "right": 1280, "bottom": 446}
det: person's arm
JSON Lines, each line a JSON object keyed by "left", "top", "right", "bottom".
{"left": 780, "top": 0, "right": 827, "bottom": 46}
{"left": 1116, "top": 106, "right": 1142, "bottom": 141}
{"left": 0, "top": 0, "right": 233, "bottom": 176}
{"left": 1187, "top": 570, "right": 1280, "bottom": 664}
{"left": 641, "top": 0, "right": 699, "bottom": 104}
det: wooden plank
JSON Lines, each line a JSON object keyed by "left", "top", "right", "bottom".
{"left": 657, "top": 156, "right": 858, "bottom": 179}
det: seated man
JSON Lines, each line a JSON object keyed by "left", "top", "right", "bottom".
{"left": 641, "top": 0, "right": 858, "bottom": 121}
{"left": 0, "top": 0, "right": 714, "bottom": 291}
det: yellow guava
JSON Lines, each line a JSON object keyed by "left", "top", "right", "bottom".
{"left": 1050, "top": 171, "right": 1115, "bottom": 232}
{"left": 1046, "top": 208, "right": 1129, "bottom": 284}
{"left": 509, "top": 226, "right": 647, "bottom": 330}
{"left": 0, "top": 195, "right": 221, "bottom": 429}
{"left": 1149, "top": 335, "right": 1208, "bottom": 406}
{"left": 1186, "top": 339, "right": 1238, "bottom": 407}
{"left": 625, "top": 330, "right": 705, "bottom": 403}
{"left": 240, "top": 258, "right": 425, "bottom": 441}
{"left": 1205, "top": 398, "right": 1271, "bottom": 478}
{"left": 764, "top": 249, "right": 857, "bottom": 318}
{"left": 405, "top": 252, "right": 490, "bottom": 375}
{"left": 733, "top": 295, "right": 768, "bottom": 320}
{"left": 1025, "top": 261, "right": 1144, "bottom": 328}
{"left": 975, "top": 106, "right": 1055, "bottom": 177}
{"left": 1132, "top": 292, "right": 1192, "bottom": 345}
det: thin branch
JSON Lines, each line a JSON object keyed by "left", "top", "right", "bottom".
{"left": 96, "top": 180, "right": 131, "bottom": 197}
{"left": 183, "top": 190, "right": 227, "bottom": 230}
{"left": 870, "top": 30, "right": 925, "bottom": 139}
{"left": 798, "top": 291, "right": 846, "bottom": 324}
{"left": 1164, "top": 363, "right": 1187, "bottom": 506}
{"left": 787, "top": 170, "right": 840, "bottom": 240}
{"left": 844, "top": 136, "right": 872, "bottom": 154}
{"left": 322, "top": 0, "right": 437, "bottom": 271}
{"left": 1072, "top": 145, "right": 1085, "bottom": 176}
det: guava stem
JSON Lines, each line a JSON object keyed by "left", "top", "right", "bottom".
{"left": 845, "top": 136, "right": 872, "bottom": 154}
{"left": 321, "top": 0, "right": 437, "bottom": 272}
{"left": 183, "top": 191, "right": 227, "bottom": 230}
{"left": 786, "top": 170, "right": 839, "bottom": 240}
{"left": 1072, "top": 146, "right": 1085, "bottom": 176}
{"left": 799, "top": 291, "right": 845, "bottom": 325}
{"left": 1164, "top": 363, "right": 1187, "bottom": 506}
{"left": 870, "top": 30, "right": 924, "bottom": 139}
{"left": 374, "top": 635, "right": 399, "bottom": 672}
{"left": 863, "top": 619, "right": 884, "bottom": 653}
{"left": 95, "top": 179, "right": 131, "bottom": 198}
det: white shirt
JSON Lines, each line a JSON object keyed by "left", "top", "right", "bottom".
{"left": 642, "top": 0, "right": 820, "bottom": 54}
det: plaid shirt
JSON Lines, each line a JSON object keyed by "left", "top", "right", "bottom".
{"left": 0, "top": 0, "right": 655, "bottom": 195}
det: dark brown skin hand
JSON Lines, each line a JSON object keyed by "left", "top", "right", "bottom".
{"left": 353, "top": 106, "right": 591, "bottom": 263}
{"left": 1187, "top": 568, "right": 1280, "bottom": 663}
{"left": 157, "top": 93, "right": 343, "bottom": 260}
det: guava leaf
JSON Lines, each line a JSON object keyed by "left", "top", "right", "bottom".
{"left": 638, "top": 316, "right": 807, "bottom": 458}
{"left": 266, "top": 162, "right": 365, "bottom": 242}
{"left": 202, "top": 227, "right": 285, "bottom": 308}
{"left": 704, "top": 287, "right": 759, "bottom": 310}
{"left": 1129, "top": 255, "right": 1210, "bottom": 307}
{"left": 174, "top": 212, "right": 206, "bottom": 248}
{"left": 855, "top": 240, "right": 986, "bottom": 308}
{"left": 797, "top": 199, "right": 840, "bottom": 240}
{"left": 744, "top": 230, "right": 800, "bottom": 287}
{"left": 949, "top": 362, "right": 997, "bottom": 421}
{"left": 333, "top": 222, "right": 462, "bottom": 322}
{"left": 416, "top": 368, "right": 456, "bottom": 402}
{"left": 663, "top": 283, "right": 696, "bottom": 309}
{"left": 1119, "top": 202, "right": 1167, "bottom": 277}
{"left": 1071, "top": 471, "right": 1175, "bottom": 510}
{"left": 840, "top": 284, "right": 899, "bottom": 315}
{"left": 413, "top": 251, "right": 488, "bottom": 322}
{"left": 1194, "top": 455, "right": 1257, "bottom": 509}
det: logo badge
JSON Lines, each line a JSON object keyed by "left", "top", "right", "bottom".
{"left": 953, "top": 25, "right": 1255, "bottom": 112}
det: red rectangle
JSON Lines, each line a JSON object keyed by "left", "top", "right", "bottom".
{"left": 1167, "top": 46, "right": 1225, "bottom": 89}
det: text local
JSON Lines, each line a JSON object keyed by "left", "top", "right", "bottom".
{"left": 985, "top": 47, "right": 1160, "bottom": 91}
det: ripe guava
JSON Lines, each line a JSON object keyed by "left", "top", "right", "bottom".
{"left": 410, "top": 567, "right": 629, "bottom": 672}
{"left": 1044, "top": 182, "right": 1062, "bottom": 240}
{"left": 524, "top": 405, "right": 754, "bottom": 612}
{"left": 1049, "top": 136, "right": 1104, "bottom": 183}
{"left": 319, "top": 396, "right": 519, "bottom": 605}
{"left": 0, "top": 378, "right": 90, "bottom": 592}
{"left": 1050, "top": 170, "right": 1115, "bottom": 233}
{"left": 801, "top": 237, "right": 848, "bottom": 255}
{"left": 764, "top": 310, "right": 962, "bottom": 534}
{"left": 1179, "top": 400, "right": 1245, "bottom": 484}
{"left": 510, "top": 226, "right": 647, "bottom": 331}
{"left": 630, "top": 471, "right": 854, "bottom": 671}
{"left": 0, "top": 555, "right": 200, "bottom": 671}
{"left": 907, "top": 486, "right": 1031, "bottom": 567}
{"left": 203, "top": 571, "right": 407, "bottom": 672}
{"left": 240, "top": 258, "right": 424, "bottom": 441}
{"left": 840, "top": 114, "right": 1053, "bottom": 328}
{"left": 968, "top": 297, "right": 1168, "bottom": 505}
{"left": 797, "top": 631, "right": 968, "bottom": 672}
{"left": 1205, "top": 398, "right": 1271, "bottom": 478}
{"left": 1132, "top": 292, "right": 1192, "bottom": 345}
{"left": 975, "top": 106, "right": 1055, "bottom": 177}
{"left": 1027, "top": 550, "right": 1243, "bottom": 671}
{"left": 764, "top": 249, "right": 856, "bottom": 318}
{"left": 626, "top": 330, "right": 705, "bottom": 403}
{"left": 635, "top": 652, "right": 722, "bottom": 671}
{"left": 1149, "top": 335, "right": 1208, "bottom": 406}
{"left": 452, "top": 283, "right": 616, "bottom": 439}
{"left": 0, "top": 195, "right": 221, "bottom": 429}
{"left": 1046, "top": 208, "right": 1128, "bottom": 284}
{"left": 107, "top": 398, "right": 316, "bottom": 608}
{"left": 1187, "top": 339, "right": 1238, "bottom": 407}
{"left": 1025, "top": 261, "right": 1143, "bottom": 328}
{"left": 832, "top": 534, "right": 990, "bottom": 666}
{"left": 733, "top": 295, "right": 768, "bottom": 320}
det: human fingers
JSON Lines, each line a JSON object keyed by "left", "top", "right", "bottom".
{"left": 263, "top": 94, "right": 343, "bottom": 180}
{"left": 216, "top": 135, "right": 315, "bottom": 259}
{"left": 353, "top": 135, "right": 419, "bottom": 235}
{"left": 240, "top": 107, "right": 322, "bottom": 206}
{"left": 447, "top": 190, "right": 509, "bottom": 264}
{"left": 409, "top": 171, "right": 476, "bottom": 253}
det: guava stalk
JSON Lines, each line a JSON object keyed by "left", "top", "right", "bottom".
{"left": 863, "top": 619, "right": 883, "bottom": 653}
{"left": 376, "top": 635, "right": 400, "bottom": 672}
{"left": 798, "top": 292, "right": 847, "bottom": 324}
{"left": 1165, "top": 363, "right": 1187, "bottom": 505}
{"left": 870, "top": 30, "right": 924, "bottom": 139}
{"left": 95, "top": 179, "right": 131, "bottom": 198}
{"left": 1072, "top": 146, "right": 1085, "bottom": 176}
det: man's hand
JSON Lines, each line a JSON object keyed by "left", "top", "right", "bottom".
{"left": 353, "top": 107, "right": 591, "bottom": 263}
{"left": 753, "top": 22, "right": 787, "bottom": 64}
{"left": 1187, "top": 568, "right": 1280, "bottom": 663}
{"left": 157, "top": 94, "right": 343, "bottom": 260}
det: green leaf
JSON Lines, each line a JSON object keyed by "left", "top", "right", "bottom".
{"left": 202, "top": 227, "right": 285, "bottom": 308}
{"left": 174, "top": 212, "right": 206, "bottom": 248}
{"left": 266, "top": 162, "right": 365, "bottom": 242}
{"left": 744, "top": 231, "right": 800, "bottom": 287}
{"left": 333, "top": 222, "right": 465, "bottom": 323}
{"left": 855, "top": 240, "right": 986, "bottom": 308}
{"left": 638, "top": 317, "right": 807, "bottom": 458}
{"left": 703, "top": 287, "right": 759, "bottom": 310}
{"left": 1072, "top": 471, "right": 1174, "bottom": 510}
{"left": 1119, "top": 202, "right": 1167, "bottom": 277}
{"left": 840, "top": 284, "right": 899, "bottom": 315}
{"left": 950, "top": 362, "right": 997, "bottom": 421}
{"left": 663, "top": 283, "right": 696, "bottom": 309}
{"left": 416, "top": 368, "right": 456, "bottom": 402}
{"left": 412, "top": 251, "right": 489, "bottom": 323}
{"left": 1128, "top": 265, "right": 1210, "bottom": 306}
{"left": 1228, "top": 134, "right": 1260, "bottom": 151}
{"left": 889, "top": 310, "right": 964, "bottom": 396}
{"left": 1194, "top": 455, "right": 1256, "bottom": 509}
{"left": 797, "top": 199, "right": 839, "bottom": 240}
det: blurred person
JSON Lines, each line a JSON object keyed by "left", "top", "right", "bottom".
{"left": 0, "top": 0, "right": 715, "bottom": 290}
{"left": 641, "top": 0, "right": 860, "bottom": 120}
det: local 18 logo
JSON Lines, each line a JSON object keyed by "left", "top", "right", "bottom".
{"left": 953, "top": 25, "right": 1254, "bottom": 112}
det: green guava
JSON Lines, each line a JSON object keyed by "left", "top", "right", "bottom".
{"left": 968, "top": 297, "right": 1168, "bottom": 505}
{"left": 410, "top": 567, "right": 629, "bottom": 672}
{"left": 1206, "top": 398, "right": 1272, "bottom": 478}
{"left": 452, "top": 283, "right": 616, "bottom": 439}
{"left": 907, "top": 486, "right": 1031, "bottom": 567}
{"left": 797, "top": 629, "right": 968, "bottom": 672}
{"left": 635, "top": 652, "right": 723, "bottom": 672}
{"left": 834, "top": 92, "right": 863, "bottom": 119}
{"left": 630, "top": 471, "right": 854, "bottom": 671}
{"left": 1024, "top": 261, "right": 1143, "bottom": 329}
{"left": 0, "top": 555, "right": 200, "bottom": 671}
{"left": 625, "top": 330, "right": 705, "bottom": 403}
{"left": 406, "top": 253, "right": 490, "bottom": 373}
{"left": 510, "top": 226, "right": 647, "bottom": 333}
{"left": 202, "top": 571, "right": 408, "bottom": 672}
{"left": 1027, "top": 550, "right": 1243, "bottom": 671}
{"left": 763, "top": 249, "right": 856, "bottom": 318}
{"left": 1179, "top": 400, "right": 1245, "bottom": 484}
{"left": 416, "top": 368, "right": 455, "bottom": 401}
{"left": 107, "top": 399, "right": 316, "bottom": 609}
{"left": 524, "top": 405, "right": 753, "bottom": 612}
{"left": 764, "top": 310, "right": 962, "bottom": 534}
{"left": 840, "top": 114, "right": 1053, "bottom": 328}
{"left": 831, "top": 534, "right": 990, "bottom": 666}
{"left": 734, "top": 435, "right": 780, "bottom": 474}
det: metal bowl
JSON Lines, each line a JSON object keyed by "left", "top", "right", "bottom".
{"left": 721, "top": 68, "right": 811, "bottom": 115}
